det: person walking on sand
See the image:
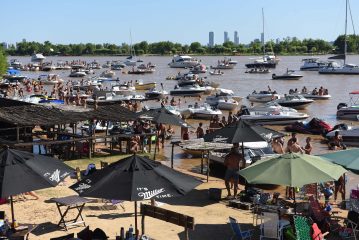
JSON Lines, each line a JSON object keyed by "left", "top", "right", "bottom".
{"left": 224, "top": 143, "right": 243, "bottom": 199}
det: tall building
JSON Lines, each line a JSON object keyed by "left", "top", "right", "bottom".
{"left": 234, "top": 31, "right": 239, "bottom": 45}
{"left": 1, "top": 42, "right": 8, "bottom": 50}
{"left": 208, "top": 32, "right": 214, "bottom": 47}
{"left": 224, "top": 31, "right": 229, "bottom": 43}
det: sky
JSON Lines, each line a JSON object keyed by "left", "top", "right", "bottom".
{"left": 1, "top": 0, "right": 358, "bottom": 45}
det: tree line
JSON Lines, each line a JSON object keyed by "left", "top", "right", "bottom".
{"left": 1, "top": 35, "right": 359, "bottom": 58}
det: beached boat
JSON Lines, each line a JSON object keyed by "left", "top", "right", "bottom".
{"left": 247, "top": 91, "right": 281, "bottom": 102}
{"left": 326, "top": 127, "right": 359, "bottom": 147}
{"left": 86, "top": 93, "right": 146, "bottom": 106}
{"left": 273, "top": 95, "right": 313, "bottom": 110}
{"left": 37, "top": 74, "right": 64, "bottom": 85}
{"left": 168, "top": 55, "right": 199, "bottom": 68}
{"left": 134, "top": 80, "right": 156, "bottom": 90}
{"left": 272, "top": 69, "right": 303, "bottom": 80}
{"left": 180, "top": 103, "right": 222, "bottom": 119}
{"left": 205, "top": 95, "right": 239, "bottom": 111}
{"left": 337, "top": 91, "right": 359, "bottom": 121}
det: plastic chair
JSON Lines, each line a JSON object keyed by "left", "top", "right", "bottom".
{"left": 260, "top": 212, "right": 290, "bottom": 240}
{"left": 228, "top": 217, "right": 254, "bottom": 240}
{"left": 308, "top": 196, "right": 340, "bottom": 232}
{"left": 293, "top": 216, "right": 312, "bottom": 240}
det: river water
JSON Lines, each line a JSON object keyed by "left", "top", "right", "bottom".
{"left": 7, "top": 55, "right": 359, "bottom": 170}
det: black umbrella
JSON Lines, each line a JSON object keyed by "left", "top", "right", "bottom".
{"left": 137, "top": 107, "right": 187, "bottom": 127}
{"left": 70, "top": 154, "right": 201, "bottom": 232}
{"left": 0, "top": 147, "right": 73, "bottom": 226}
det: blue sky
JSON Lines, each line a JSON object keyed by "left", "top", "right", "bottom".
{"left": 1, "top": 0, "right": 358, "bottom": 45}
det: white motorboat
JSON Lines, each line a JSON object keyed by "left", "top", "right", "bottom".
{"left": 205, "top": 95, "right": 239, "bottom": 111}
{"left": 273, "top": 95, "right": 314, "bottom": 110}
{"left": 81, "top": 121, "right": 114, "bottom": 132}
{"left": 247, "top": 91, "right": 281, "bottom": 102}
{"left": 189, "top": 64, "right": 207, "bottom": 74}
{"left": 238, "top": 106, "right": 309, "bottom": 125}
{"left": 31, "top": 53, "right": 46, "bottom": 63}
{"left": 319, "top": 1, "right": 359, "bottom": 75}
{"left": 145, "top": 88, "right": 168, "bottom": 100}
{"left": 250, "top": 101, "right": 298, "bottom": 113}
{"left": 41, "top": 63, "right": 56, "bottom": 71}
{"left": 88, "top": 61, "right": 102, "bottom": 69}
{"left": 3, "top": 69, "right": 27, "bottom": 82}
{"left": 124, "top": 59, "right": 137, "bottom": 66}
{"left": 134, "top": 80, "right": 157, "bottom": 90}
{"left": 87, "top": 93, "right": 145, "bottom": 106}
{"left": 210, "top": 63, "right": 234, "bottom": 70}
{"left": 111, "top": 61, "right": 126, "bottom": 70}
{"left": 337, "top": 91, "right": 359, "bottom": 121}
{"left": 170, "top": 84, "right": 207, "bottom": 97}
{"left": 326, "top": 128, "right": 359, "bottom": 147}
{"left": 73, "top": 79, "right": 102, "bottom": 91}
{"left": 69, "top": 70, "right": 87, "bottom": 77}
{"left": 245, "top": 68, "right": 271, "bottom": 74}
{"left": 100, "top": 70, "right": 116, "bottom": 78}
{"left": 291, "top": 92, "right": 331, "bottom": 100}
{"left": 37, "top": 74, "right": 64, "bottom": 85}
{"left": 209, "top": 71, "right": 224, "bottom": 75}
{"left": 180, "top": 103, "right": 222, "bottom": 119}
{"left": 168, "top": 55, "right": 199, "bottom": 68}
{"left": 9, "top": 59, "right": 23, "bottom": 69}
{"left": 272, "top": 69, "right": 303, "bottom": 80}
{"left": 300, "top": 58, "right": 327, "bottom": 71}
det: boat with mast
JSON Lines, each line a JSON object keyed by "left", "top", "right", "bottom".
{"left": 124, "top": 30, "right": 137, "bottom": 66}
{"left": 319, "top": 0, "right": 359, "bottom": 74}
{"left": 245, "top": 8, "right": 279, "bottom": 69}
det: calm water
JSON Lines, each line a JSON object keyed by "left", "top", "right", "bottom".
{"left": 7, "top": 55, "right": 359, "bottom": 169}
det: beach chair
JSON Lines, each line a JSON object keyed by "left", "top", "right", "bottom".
{"left": 336, "top": 210, "right": 359, "bottom": 240}
{"left": 228, "top": 217, "right": 254, "bottom": 240}
{"left": 293, "top": 216, "right": 312, "bottom": 240}
{"left": 260, "top": 212, "right": 290, "bottom": 240}
{"left": 308, "top": 196, "right": 340, "bottom": 232}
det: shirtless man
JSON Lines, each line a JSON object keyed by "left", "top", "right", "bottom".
{"left": 289, "top": 138, "right": 304, "bottom": 153}
{"left": 304, "top": 137, "right": 312, "bottom": 154}
{"left": 224, "top": 143, "right": 243, "bottom": 199}
{"left": 272, "top": 137, "right": 284, "bottom": 154}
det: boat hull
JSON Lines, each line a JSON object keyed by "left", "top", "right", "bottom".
{"left": 245, "top": 62, "right": 276, "bottom": 68}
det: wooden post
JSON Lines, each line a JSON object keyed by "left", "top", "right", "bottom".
{"left": 10, "top": 196, "right": 15, "bottom": 229}
{"left": 141, "top": 206, "right": 145, "bottom": 235}
{"left": 134, "top": 201, "right": 138, "bottom": 235}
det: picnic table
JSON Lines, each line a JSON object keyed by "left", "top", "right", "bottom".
{"left": 51, "top": 195, "right": 91, "bottom": 230}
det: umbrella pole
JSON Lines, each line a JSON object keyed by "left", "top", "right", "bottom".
{"left": 201, "top": 151, "right": 204, "bottom": 174}
{"left": 153, "top": 134, "right": 158, "bottom": 160}
{"left": 293, "top": 188, "right": 297, "bottom": 214}
{"left": 135, "top": 201, "right": 138, "bottom": 235}
{"left": 10, "top": 195, "right": 15, "bottom": 229}
{"left": 171, "top": 143, "right": 174, "bottom": 169}
{"left": 207, "top": 150, "right": 210, "bottom": 182}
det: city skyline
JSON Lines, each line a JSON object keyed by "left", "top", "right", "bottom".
{"left": 1, "top": 0, "right": 358, "bottom": 45}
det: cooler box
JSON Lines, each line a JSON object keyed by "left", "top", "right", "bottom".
{"left": 209, "top": 188, "right": 222, "bottom": 201}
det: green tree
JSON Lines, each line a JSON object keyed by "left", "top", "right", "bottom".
{"left": 0, "top": 48, "right": 7, "bottom": 75}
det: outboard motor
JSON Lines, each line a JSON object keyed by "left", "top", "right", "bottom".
{"left": 337, "top": 103, "right": 347, "bottom": 110}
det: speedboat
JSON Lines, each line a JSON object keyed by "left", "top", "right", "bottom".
{"left": 337, "top": 91, "right": 359, "bottom": 121}
{"left": 210, "top": 63, "right": 234, "bottom": 70}
{"left": 238, "top": 106, "right": 309, "bottom": 125}
{"left": 88, "top": 61, "right": 102, "bottom": 69}
{"left": 100, "top": 70, "right": 116, "bottom": 78}
{"left": 9, "top": 59, "right": 23, "bottom": 69}
{"left": 180, "top": 103, "right": 222, "bottom": 119}
{"left": 111, "top": 61, "right": 126, "bottom": 70}
{"left": 69, "top": 70, "right": 87, "bottom": 77}
{"left": 168, "top": 55, "right": 199, "bottom": 68}
{"left": 189, "top": 64, "right": 207, "bottom": 74}
{"left": 145, "top": 88, "right": 168, "bottom": 100}
{"left": 245, "top": 68, "right": 271, "bottom": 74}
{"left": 326, "top": 128, "right": 359, "bottom": 147}
{"left": 170, "top": 84, "right": 207, "bottom": 97}
{"left": 81, "top": 121, "right": 114, "bottom": 132}
{"left": 319, "top": 61, "right": 359, "bottom": 75}
{"left": 209, "top": 71, "right": 223, "bottom": 76}
{"left": 292, "top": 92, "right": 331, "bottom": 100}
{"left": 205, "top": 95, "right": 239, "bottom": 111}
{"left": 272, "top": 69, "right": 303, "bottom": 80}
{"left": 245, "top": 53, "right": 279, "bottom": 69}
{"left": 247, "top": 91, "right": 281, "bottom": 103}
{"left": 124, "top": 56, "right": 137, "bottom": 66}
{"left": 3, "top": 69, "right": 27, "bottom": 82}
{"left": 250, "top": 101, "right": 298, "bottom": 113}
{"left": 31, "top": 53, "right": 46, "bottom": 62}
{"left": 300, "top": 58, "right": 327, "bottom": 71}
{"left": 37, "top": 74, "right": 64, "bottom": 85}
{"left": 86, "top": 93, "right": 145, "bottom": 106}
{"left": 41, "top": 62, "right": 56, "bottom": 71}
{"left": 134, "top": 80, "right": 156, "bottom": 90}
{"left": 273, "top": 95, "right": 313, "bottom": 110}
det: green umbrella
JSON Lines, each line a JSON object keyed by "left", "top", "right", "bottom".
{"left": 319, "top": 149, "right": 359, "bottom": 171}
{"left": 239, "top": 153, "right": 347, "bottom": 187}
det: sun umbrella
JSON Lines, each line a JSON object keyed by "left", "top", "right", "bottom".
{"left": 137, "top": 107, "right": 188, "bottom": 127}
{"left": 0, "top": 147, "right": 73, "bottom": 226}
{"left": 319, "top": 148, "right": 359, "bottom": 171}
{"left": 70, "top": 154, "right": 201, "bottom": 232}
{"left": 239, "top": 153, "right": 347, "bottom": 187}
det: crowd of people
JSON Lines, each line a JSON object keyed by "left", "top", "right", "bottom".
{"left": 288, "top": 86, "right": 330, "bottom": 96}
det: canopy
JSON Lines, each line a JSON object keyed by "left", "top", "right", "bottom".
{"left": 137, "top": 107, "right": 188, "bottom": 127}
{"left": 319, "top": 148, "right": 359, "bottom": 171}
{"left": 239, "top": 153, "right": 347, "bottom": 187}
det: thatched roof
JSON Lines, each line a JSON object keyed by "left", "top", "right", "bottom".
{"left": 0, "top": 104, "right": 137, "bottom": 127}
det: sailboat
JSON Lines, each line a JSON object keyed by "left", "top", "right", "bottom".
{"left": 124, "top": 30, "right": 137, "bottom": 66}
{"left": 245, "top": 8, "right": 279, "bottom": 69}
{"left": 319, "top": 0, "right": 359, "bottom": 74}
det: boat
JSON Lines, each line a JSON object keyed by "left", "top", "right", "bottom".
{"left": 319, "top": 0, "right": 359, "bottom": 75}
{"left": 245, "top": 68, "right": 271, "bottom": 74}
{"left": 180, "top": 103, "right": 222, "bottom": 119}
{"left": 209, "top": 71, "right": 224, "bottom": 75}
{"left": 88, "top": 61, "right": 102, "bottom": 69}
{"left": 31, "top": 53, "right": 46, "bottom": 63}
{"left": 124, "top": 58, "right": 137, "bottom": 66}
{"left": 41, "top": 62, "right": 56, "bottom": 71}
{"left": 168, "top": 55, "right": 199, "bottom": 68}
{"left": 272, "top": 69, "right": 303, "bottom": 80}
{"left": 189, "top": 64, "right": 207, "bottom": 74}
{"left": 100, "top": 70, "right": 116, "bottom": 78}
{"left": 291, "top": 92, "right": 331, "bottom": 100}
{"left": 69, "top": 70, "right": 87, "bottom": 77}
{"left": 134, "top": 80, "right": 157, "bottom": 90}
{"left": 205, "top": 95, "right": 239, "bottom": 111}
{"left": 86, "top": 93, "right": 146, "bottom": 106}
{"left": 111, "top": 61, "right": 126, "bottom": 70}
{"left": 247, "top": 90, "right": 281, "bottom": 102}
{"left": 337, "top": 91, "right": 359, "bottom": 121}
{"left": 81, "top": 121, "right": 114, "bottom": 132}
{"left": 9, "top": 59, "right": 23, "bottom": 69}
{"left": 210, "top": 63, "right": 234, "bottom": 70}
{"left": 145, "top": 88, "right": 168, "bottom": 100}
{"left": 238, "top": 105, "right": 309, "bottom": 125}
{"left": 37, "top": 74, "right": 64, "bottom": 85}
{"left": 250, "top": 101, "right": 298, "bottom": 113}
{"left": 300, "top": 58, "right": 327, "bottom": 71}
{"left": 273, "top": 95, "right": 314, "bottom": 110}
{"left": 3, "top": 69, "right": 27, "bottom": 82}
{"left": 170, "top": 84, "right": 207, "bottom": 97}
{"left": 326, "top": 127, "right": 359, "bottom": 147}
